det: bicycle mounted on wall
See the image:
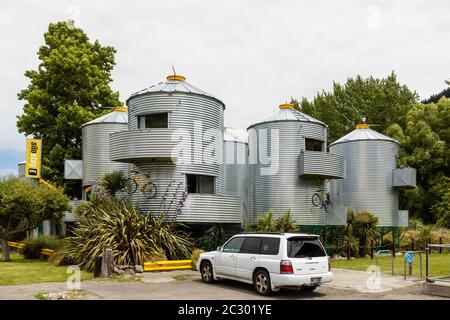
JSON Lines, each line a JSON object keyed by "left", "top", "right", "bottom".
{"left": 311, "top": 188, "right": 333, "bottom": 213}
{"left": 122, "top": 170, "right": 158, "bottom": 199}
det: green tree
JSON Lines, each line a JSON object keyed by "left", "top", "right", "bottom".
{"left": 0, "top": 177, "right": 70, "bottom": 261}
{"left": 386, "top": 98, "right": 450, "bottom": 225}
{"left": 16, "top": 21, "right": 120, "bottom": 197}
{"left": 294, "top": 72, "right": 418, "bottom": 143}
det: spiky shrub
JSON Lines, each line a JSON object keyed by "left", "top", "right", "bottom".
{"left": 275, "top": 209, "right": 298, "bottom": 232}
{"left": 98, "top": 171, "right": 126, "bottom": 197}
{"left": 55, "top": 198, "right": 192, "bottom": 270}
{"left": 191, "top": 249, "right": 205, "bottom": 270}
{"left": 21, "top": 236, "right": 63, "bottom": 259}
{"left": 256, "top": 210, "right": 278, "bottom": 232}
{"left": 353, "top": 211, "right": 380, "bottom": 257}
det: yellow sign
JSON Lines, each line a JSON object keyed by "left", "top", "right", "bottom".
{"left": 25, "top": 139, "right": 42, "bottom": 178}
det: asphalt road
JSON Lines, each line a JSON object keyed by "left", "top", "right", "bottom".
{"left": 0, "top": 269, "right": 447, "bottom": 300}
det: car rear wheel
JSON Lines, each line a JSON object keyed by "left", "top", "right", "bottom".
{"left": 253, "top": 270, "right": 272, "bottom": 296}
{"left": 200, "top": 261, "right": 215, "bottom": 284}
{"left": 301, "top": 285, "right": 318, "bottom": 292}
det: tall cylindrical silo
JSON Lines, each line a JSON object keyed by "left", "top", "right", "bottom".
{"left": 328, "top": 124, "right": 399, "bottom": 226}
{"left": 248, "top": 104, "right": 345, "bottom": 226}
{"left": 223, "top": 127, "right": 249, "bottom": 219}
{"left": 109, "top": 74, "right": 243, "bottom": 226}
{"left": 81, "top": 107, "right": 129, "bottom": 188}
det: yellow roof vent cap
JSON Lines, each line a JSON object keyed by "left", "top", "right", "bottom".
{"left": 167, "top": 74, "right": 186, "bottom": 81}
{"left": 113, "top": 106, "right": 128, "bottom": 112}
{"left": 279, "top": 103, "right": 294, "bottom": 109}
{"left": 356, "top": 123, "right": 370, "bottom": 129}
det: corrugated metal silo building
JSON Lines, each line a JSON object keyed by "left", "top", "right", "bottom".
{"left": 247, "top": 104, "right": 346, "bottom": 226}
{"left": 223, "top": 127, "right": 249, "bottom": 220}
{"left": 110, "top": 75, "right": 243, "bottom": 229}
{"left": 81, "top": 107, "right": 129, "bottom": 191}
{"left": 328, "top": 124, "right": 416, "bottom": 227}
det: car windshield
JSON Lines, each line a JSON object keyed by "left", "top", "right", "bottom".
{"left": 287, "top": 237, "right": 326, "bottom": 258}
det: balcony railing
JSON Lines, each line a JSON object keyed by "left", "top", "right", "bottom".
{"left": 299, "top": 151, "right": 345, "bottom": 180}
{"left": 110, "top": 129, "right": 177, "bottom": 163}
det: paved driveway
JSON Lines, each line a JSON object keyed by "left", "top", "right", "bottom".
{"left": 0, "top": 269, "right": 447, "bottom": 300}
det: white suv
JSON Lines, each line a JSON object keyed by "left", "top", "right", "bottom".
{"left": 196, "top": 232, "right": 333, "bottom": 295}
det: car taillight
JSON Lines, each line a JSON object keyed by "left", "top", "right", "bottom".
{"left": 280, "top": 260, "right": 293, "bottom": 274}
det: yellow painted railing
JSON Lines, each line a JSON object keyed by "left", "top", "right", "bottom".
{"left": 144, "top": 260, "right": 193, "bottom": 272}
{"left": 7, "top": 241, "right": 54, "bottom": 256}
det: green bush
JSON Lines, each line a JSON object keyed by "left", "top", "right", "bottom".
{"left": 191, "top": 249, "right": 205, "bottom": 270}
{"left": 21, "top": 236, "right": 63, "bottom": 259}
{"left": 56, "top": 198, "right": 193, "bottom": 271}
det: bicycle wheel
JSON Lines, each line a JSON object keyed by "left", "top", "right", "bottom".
{"left": 143, "top": 182, "right": 157, "bottom": 199}
{"left": 123, "top": 178, "right": 138, "bottom": 194}
{"left": 311, "top": 193, "right": 321, "bottom": 207}
{"left": 323, "top": 200, "right": 333, "bottom": 213}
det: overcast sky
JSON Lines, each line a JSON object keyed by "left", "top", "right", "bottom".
{"left": 1, "top": 0, "right": 449, "bottom": 176}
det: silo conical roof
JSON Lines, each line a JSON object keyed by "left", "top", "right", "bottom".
{"left": 248, "top": 104, "right": 325, "bottom": 129}
{"left": 128, "top": 74, "right": 224, "bottom": 108}
{"left": 82, "top": 106, "right": 128, "bottom": 126}
{"left": 329, "top": 124, "right": 398, "bottom": 146}
{"left": 224, "top": 127, "right": 248, "bottom": 143}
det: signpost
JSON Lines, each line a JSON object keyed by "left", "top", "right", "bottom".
{"left": 25, "top": 138, "right": 42, "bottom": 178}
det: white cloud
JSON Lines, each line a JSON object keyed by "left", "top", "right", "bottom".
{"left": 0, "top": 0, "right": 449, "bottom": 157}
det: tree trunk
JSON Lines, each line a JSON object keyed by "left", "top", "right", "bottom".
{"left": 1, "top": 239, "right": 10, "bottom": 262}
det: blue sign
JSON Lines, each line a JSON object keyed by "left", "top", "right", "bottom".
{"left": 405, "top": 251, "right": 414, "bottom": 264}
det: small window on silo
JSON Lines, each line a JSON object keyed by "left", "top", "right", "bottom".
{"left": 137, "top": 113, "right": 168, "bottom": 129}
{"left": 186, "top": 174, "right": 215, "bottom": 194}
{"left": 305, "top": 138, "right": 323, "bottom": 152}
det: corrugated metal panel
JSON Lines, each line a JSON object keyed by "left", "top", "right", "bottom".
{"left": 128, "top": 77, "right": 224, "bottom": 107}
{"left": 63, "top": 200, "right": 83, "bottom": 222}
{"left": 223, "top": 140, "right": 249, "bottom": 214}
{"left": 248, "top": 120, "right": 328, "bottom": 225}
{"left": 329, "top": 140, "right": 399, "bottom": 226}
{"left": 178, "top": 194, "right": 243, "bottom": 224}
{"left": 299, "top": 151, "right": 346, "bottom": 179}
{"left": 110, "top": 129, "right": 176, "bottom": 162}
{"left": 82, "top": 122, "right": 129, "bottom": 187}
{"left": 393, "top": 167, "right": 417, "bottom": 189}
{"left": 126, "top": 92, "right": 224, "bottom": 195}
{"left": 330, "top": 127, "right": 398, "bottom": 146}
{"left": 113, "top": 81, "right": 245, "bottom": 224}
{"left": 248, "top": 107, "right": 326, "bottom": 128}
{"left": 398, "top": 210, "right": 409, "bottom": 227}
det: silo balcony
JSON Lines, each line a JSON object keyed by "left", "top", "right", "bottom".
{"left": 178, "top": 194, "right": 243, "bottom": 224}
{"left": 393, "top": 167, "right": 416, "bottom": 189}
{"left": 299, "top": 151, "right": 346, "bottom": 179}
{"left": 110, "top": 129, "right": 177, "bottom": 163}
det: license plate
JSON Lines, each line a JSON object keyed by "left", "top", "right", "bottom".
{"left": 310, "top": 277, "right": 321, "bottom": 285}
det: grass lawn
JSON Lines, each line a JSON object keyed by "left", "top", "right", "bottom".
{"left": 331, "top": 253, "right": 450, "bottom": 278}
{"left": 0, "top": 252, "right": 93, "bottom": 286}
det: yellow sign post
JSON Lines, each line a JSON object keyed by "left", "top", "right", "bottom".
{"left": 25, "top": 138, "right": 42, "bottom": 178}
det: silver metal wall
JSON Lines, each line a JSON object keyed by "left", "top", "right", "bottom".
{"left": 248, "top": 120, "right": 328, "bottom": 225}
{"left": 223, "top": 140, "right": 249, "bottom": 218}
{"left": 82, "top": 122, "right": 129, "bottom": 187}
{"left": 329, "top": 140, "right": 399, "bottom": 226}
{"left": 117, "top": 91, "right": 243, "bottom": 223}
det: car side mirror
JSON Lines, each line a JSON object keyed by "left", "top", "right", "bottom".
{"left": 217, "top": 246, "right": 222, "bottom": 252}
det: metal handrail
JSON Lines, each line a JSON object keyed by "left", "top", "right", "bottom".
{"left": 402, "top": 250, "right": 425, "bottom": 280}
{"left": 376, "top": 250, "right": 394, "bottom": 276}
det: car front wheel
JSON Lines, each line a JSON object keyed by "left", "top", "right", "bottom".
{"left": 200, "top": 261, "right": 215, "bottom": 284}
{"left": 253, "top": 270, "right": 272, "bottom": 296}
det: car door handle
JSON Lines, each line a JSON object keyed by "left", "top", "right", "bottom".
{"left": 250, "top": 256, "right": 256, "bottom": 259}
{"left": 230, "top": 255, "right": 235, "bottom": 259}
